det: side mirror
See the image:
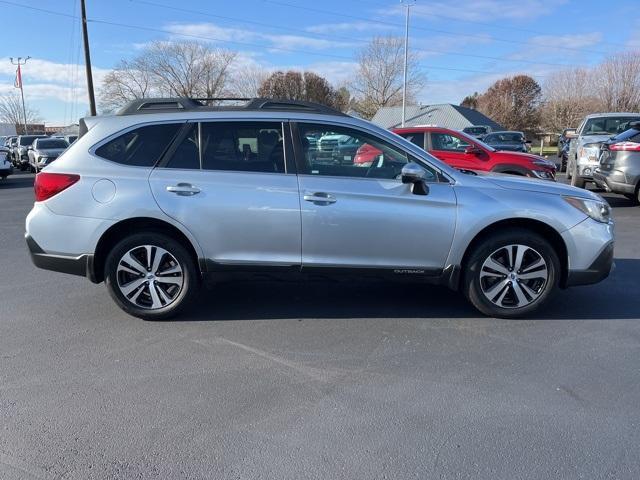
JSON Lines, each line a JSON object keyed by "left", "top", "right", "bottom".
{"left": 464, "top": 145, "right": 480, "bottom": 155}
{"left": 401, "top": 163, "right": 426, "bottom": 184}
{"left": 565, "top": 131, "right": 578, "bottom": 139}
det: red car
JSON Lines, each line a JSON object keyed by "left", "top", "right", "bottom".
{"left": 358, "top": 126, "right": 556, "bottom": 180}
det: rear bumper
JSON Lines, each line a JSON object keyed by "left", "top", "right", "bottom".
{"left": 26, "top": 234, "right": 96, "bottom": 281}
{"left": 593, "top": 170, "right": 636, "bottom": 195}
{"left": 565, "top": 241, "right": 614, "bottom": 287}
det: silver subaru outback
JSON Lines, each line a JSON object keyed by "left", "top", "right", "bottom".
{"left": 26, "top": 98, "right": 614, "bottom": 320}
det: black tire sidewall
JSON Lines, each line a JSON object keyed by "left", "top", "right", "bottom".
{"left": 463, "top": 229, "right": 560, "bottom": 318}
{"left": 104, "top": 233, "right": 198, "bottom": 320}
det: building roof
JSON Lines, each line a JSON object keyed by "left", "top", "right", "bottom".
{"left": 371, "top": 104, "right": 504, "bottom": 131}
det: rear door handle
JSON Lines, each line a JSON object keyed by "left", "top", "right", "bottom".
{"left": 166, "top": 183, "right": 201, "bottom": 196}
{"left": 303, "top": 192, "right": 336, "bottom": 204}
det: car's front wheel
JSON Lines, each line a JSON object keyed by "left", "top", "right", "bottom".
{"left": 463, "top": 229, "right": 560, "bottom": 318}
{"left": 104, "top": 233, "right": 199, "bottom": 320}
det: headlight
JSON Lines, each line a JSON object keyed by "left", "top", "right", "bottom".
{"left": 39, "top": 156, "right": 48, "bottom": 163}
{"left": 578, "top": 144, "right": 600, "bottom": 162}
{"left": 532, "top": 170, "right": 554, "bottom": 179}
{"left": 533, "top": 159, "right": 556, "bottom": 169}
{"left": 564, "top": 196, "right": 611, "bottom": 223}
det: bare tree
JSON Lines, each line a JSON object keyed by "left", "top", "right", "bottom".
{"left": 99, "top": 40, "right": 237, "bottom": 111}
{"left": 460, "top": 92, "right": 479, "bottom": 109}
{"left": 594, "top": 51, "right": 640, "bottom": 112}
{"left": 230, "top": 65, "right": 270, "bottom": 98}
{"left": 476, "top": 75, "right": 542, "bottom": 132}
{"left": 257, "top": 70, "right": 343, "bottom": 109}
{"left": 99, "top": 57, "right": 154, "bottom": 113}
{"left": 350, "top": 36, "right": 425, "bottom": 120}
{"left": 541, "top": 68, "right": 602, "bottom": 132}
{"left": 144, "top": 41, "right": 236, "bottom": 99}
{"left": 0, "top": 93, "right": 41, "bottom": 126}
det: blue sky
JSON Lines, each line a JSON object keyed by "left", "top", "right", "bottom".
{"left": 1, "top": 0, "right": 638, "bottom": 125}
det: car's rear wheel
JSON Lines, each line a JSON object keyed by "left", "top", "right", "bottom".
{"left": 463, "top": 229, "right": 560, "bottom": 318}
{"left": 105, "top": 233, "right": 199, "bottom": 320}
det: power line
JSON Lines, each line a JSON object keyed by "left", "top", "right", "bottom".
{"left": 0, "top": 0, "right": 548, "bottom": 78}
{"left": 346, "top": 0, "right": 629, "bottom": 49}
{"left": 261, "top": 0, "right": 612, "bottom": 56}
{"left": 88, "top": 18, "right": 547, "bottom": 77}
{"left": 131, "top": 0, "right": 582, "bottom": 69}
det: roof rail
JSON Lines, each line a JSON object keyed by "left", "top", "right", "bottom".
{"left": 115, "top": 97, "right": 347, "bottom": 116}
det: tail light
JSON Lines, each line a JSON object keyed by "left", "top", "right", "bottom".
{"left": 34, "top": 172, "right": 80, "bottom": 201}
{"left": 609, "top": 141, "right": 640, "bottom": 151}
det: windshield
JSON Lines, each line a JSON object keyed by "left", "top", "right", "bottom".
{"left": 463, "top": 126, "right": 488, "bottom": 135}
{"left": 582, "top": 117, "right": 640, "bottom": 135}
{"left": 18, "top": 136, "right": 45, "bottom": 146}
{"left": 457, "top": 130, "right": 496, "bottom": 152}
{"left": 36, "top": 139, "right": 68, "bottom": 149}
{"left": 484, "top": 132, "right": 524, "bottom": 143}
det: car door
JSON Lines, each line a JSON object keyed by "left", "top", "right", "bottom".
{"left": 149, "top": 120, "right": 302, "bottom": 269}
{"left": 293, "top": 122, "right": 457, "bottom": 273}
{"left": 428, "top": 130, "right": 485, "bottom": 171}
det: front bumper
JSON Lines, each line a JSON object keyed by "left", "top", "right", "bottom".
{"left": 576, "top": 162, "right": 599, "bottom": 180}
{"left": 565, "top": 241, "right": 614, "bottom": 287}
{"left": 593, "top": 169, "right": 636, "bottom": 195}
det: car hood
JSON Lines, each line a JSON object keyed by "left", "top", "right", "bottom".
{"left": 489, "top": 150, "right": 543, "bottom": 162}
{"left": 579, "top": 134, "right": 613, "bottom": 145}
{"left": 478, "top": 171, "right": 601, "bottom": 200}
{"left": 36, "top": 148, "right": 66, "bottom": 156}
{"left": 490, "top": 143, "right": 525, "bottom": 150}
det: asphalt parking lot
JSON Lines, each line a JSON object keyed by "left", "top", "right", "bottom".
{"left": 1, "top": 171, "right": 639, "bottom": 479}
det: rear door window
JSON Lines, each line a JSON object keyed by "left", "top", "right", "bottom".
{"left": 95, "top": 123, "right": 181, "bottom": 167}
{"left": 200, "top": 122, "right": 285, "bottom": 173}
{"left": 398, "top": 132, "right": 425, "bottom": 149}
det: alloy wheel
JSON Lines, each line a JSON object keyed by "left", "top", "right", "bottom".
{"left": 116, "top": 245, "right": 184, "bottom": 310}
{"left": 479, "top": 244, "right": 548, "bottom": 309}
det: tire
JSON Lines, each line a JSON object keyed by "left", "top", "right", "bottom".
{"left": 104, "top": 232, "right": 199, "bottom": 320}
{"left": 570, "top": 163, "right": 585, "bottom": 188}
{"left": 463, "top": 228, "right": 560, "bottom": 318}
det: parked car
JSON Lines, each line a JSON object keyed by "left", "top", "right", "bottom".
{"left": 567, "top": 113, "right": 640, "bottom": 188}
{"left": 15, "top": 135, "right": 47, "bottom": 170}
{"left": 0, "top": 145, "right": 13, "bottom": 179}
{"left": 593, "top": 122, "right": 640, "bottom": 204}
{"left": 482, "top": 131, "right": 530, "bottom": 153}
{"left": 26, "top": 97, "right": 613, "bottom": 320}
{"left": 27, "top": 137, "right": 69, "bottom": 171}
{"left": 557, "top": 128, "right": 576, "bottom": 158}
{"left": 462, "top": 125, "right": 492, "bottom": 140}
{"left": 391, "top": 126, "right": 556, "bottom": 180}
{"left": 558, "top": 141, "right": 570, "bottom": 172}
{"left": 7, "top": 136, "right": 18, "bottom": 165}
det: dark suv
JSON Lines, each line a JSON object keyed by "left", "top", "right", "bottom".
{"left": 594, "top": 122, "right": 640, "bottom": 204}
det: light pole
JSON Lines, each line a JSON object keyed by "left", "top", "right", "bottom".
{"left": 10, "top": 56, "right": 30, "bottom": 135}
{"left": 400, "top": 0, "right": 415, "bottom": 127}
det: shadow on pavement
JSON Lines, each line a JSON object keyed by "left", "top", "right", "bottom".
{"left": 0, "top": 174, "right": 34, "bottom": 190}
{"left": 176, "top": 258, "right": 640, "bottom": 322}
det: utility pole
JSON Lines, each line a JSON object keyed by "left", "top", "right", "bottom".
{"left": 81, "top": 0, "right": 97, "bottom": 116}
{"left": 10, "top": 56, "right": 30, "bottom": 135}
{"left": 400, "top": 0, "right": 415, "bottom": 127}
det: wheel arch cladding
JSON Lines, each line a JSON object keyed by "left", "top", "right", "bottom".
{"left": 92, "top": 217, "right": 202, "bottom": 283}
{"left": 459, "top": 218, "right": 568, "bottom": 289}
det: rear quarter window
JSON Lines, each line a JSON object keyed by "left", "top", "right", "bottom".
{"left": 95, "top": 123, "right": 182, "bottom": 167}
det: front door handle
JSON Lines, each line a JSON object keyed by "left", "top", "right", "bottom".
{"left": 303, "top": 192, "right": 336, "bottom": 205}
{"left": 166, "top": 183, "right": 201, "bottom": 196}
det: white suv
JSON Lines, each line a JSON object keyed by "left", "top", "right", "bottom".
{"left": 26, "top": 98, "right": 614, "bottom": 320}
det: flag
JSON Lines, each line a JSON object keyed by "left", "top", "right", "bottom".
{"left": 14, "top": 65, "right": 22, "bottom": 89}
